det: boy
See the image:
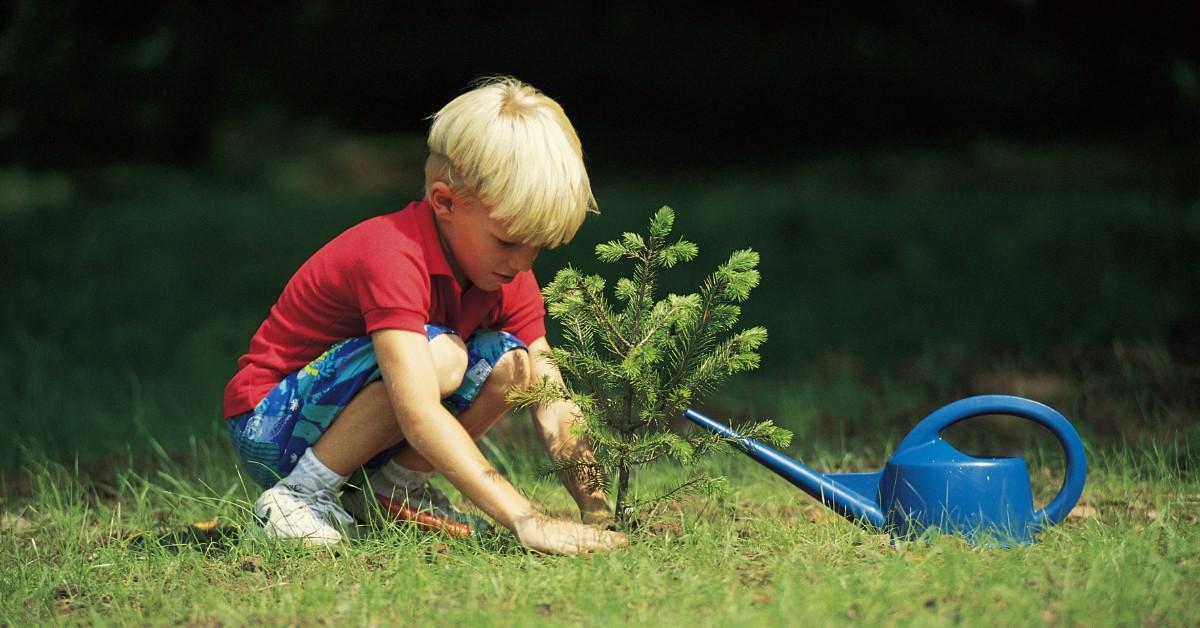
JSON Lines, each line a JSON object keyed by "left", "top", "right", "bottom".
{"left": 223, "top": 77, "right": 626, "bottom": 554}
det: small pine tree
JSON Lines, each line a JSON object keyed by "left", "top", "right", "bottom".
{"left": 509, "top": 206, "right": 791, "bottom": 523}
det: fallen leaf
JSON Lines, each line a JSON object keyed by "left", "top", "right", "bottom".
{"left": 192, "top": 518, "right": 220, "bottom": 532}
{"left": 1068, "top": 505, "right": 1099, "bottom": 520}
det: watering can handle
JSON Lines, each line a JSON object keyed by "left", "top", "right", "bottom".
{"left": 896, "top": 395, "right": 1087, "bottom": 526}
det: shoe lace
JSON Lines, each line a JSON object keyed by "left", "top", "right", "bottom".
{"left": 310, "top": 488, "right": 355, "bottom": 528}
{"left": 406, "top": 484, "right": 453, "bottom": 510}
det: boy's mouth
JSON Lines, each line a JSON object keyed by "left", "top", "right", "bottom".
{"left": 494, "top": 273, "right": 515, "bottom": 283}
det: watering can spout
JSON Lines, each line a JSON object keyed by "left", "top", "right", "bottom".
{"left": 682, "top": 409, "right": 886, "bottom": 527}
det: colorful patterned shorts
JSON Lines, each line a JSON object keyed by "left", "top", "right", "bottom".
{"left": 227, "top": 325, "right": 526, "bottom": 489}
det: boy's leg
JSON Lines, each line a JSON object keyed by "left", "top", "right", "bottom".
{"left": 388, "top": 346, "right": 529, "bottom": 472}
{"left": 343, "top": 332, "right": 530, "bottom": 533}
{"left": 233, "top": 330, "right": 468, "bottom": 544}
{"left": 311, "top": 332, "right": 468, "bottom": 475}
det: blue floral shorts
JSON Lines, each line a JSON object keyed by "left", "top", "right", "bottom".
{"left": 227, "top": 325, "right": 526, "bottom": 488}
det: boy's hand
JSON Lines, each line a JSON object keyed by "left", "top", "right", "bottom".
{"left": 526, "top": 338, "right": 619, "bottom": 523}
{"left": 512, "top": 513, "right": 627, "bottom": 555}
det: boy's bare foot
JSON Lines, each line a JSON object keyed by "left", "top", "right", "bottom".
{"left": 511, "top": 513, "right": 628, "bottom": 555}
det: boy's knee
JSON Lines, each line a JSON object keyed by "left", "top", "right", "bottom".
{"left": 490, "top": 348, "right": 531, "bottom": 393}
{"left": 429, "top": 333, "right": 469, "bottom": 398}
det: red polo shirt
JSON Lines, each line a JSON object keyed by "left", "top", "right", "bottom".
{"left": 222, "top": 199, "right": 547, "bottom": 418}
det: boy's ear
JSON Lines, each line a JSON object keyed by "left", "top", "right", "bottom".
{"left": 428, "top": 181, "right": 456, "bottom": 221}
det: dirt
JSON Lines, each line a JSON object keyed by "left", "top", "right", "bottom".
{"left": 734, "top": 561, "right": 773, "bottom": 588}
{"left": 0, "top": 512, "right": 34, "bottom": 534}
{"left": 646, "top": 518, "right": 685, "bottom": 538}
{"left": 240, "top": 556, "right": 266, "bottom": 574}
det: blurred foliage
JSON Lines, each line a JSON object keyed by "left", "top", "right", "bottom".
{"left": 2, "top": 1, "right": 1198, "bottom": 168}
{"left": 1, "top": 0, "right": 1196, "bottom": 470}
{"left": 1, "top": 137, "right": 1196, "bottom": 469}
{"left": 208, "top": 109, "right": 427, "bottom": 199}
{"left": 0, "top": 168, "right": 73, "bottom": 216}
{"left": 543, "top": 139, "right": 1200, "bottom": 365}
{"left": 1, "top": 1, "right": 216, "bottom": 165}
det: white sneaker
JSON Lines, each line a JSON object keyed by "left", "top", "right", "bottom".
{"left": 253, "top": 482, "right": 355, "bottom": 546}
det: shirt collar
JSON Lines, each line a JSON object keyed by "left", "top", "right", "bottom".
{"left": 412, "top": 198, "right": 455, "bottom": 279}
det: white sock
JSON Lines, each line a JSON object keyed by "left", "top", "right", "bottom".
{"left": 284, "top": 448, "right": 348, "bottom": 494}
{"left": 366, "top": 460, "right": 431, "bottom": 498}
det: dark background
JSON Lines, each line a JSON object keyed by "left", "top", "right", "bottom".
{"left": 4, "top": 1, "right": 1198, "bottom": 169}
{"left": 2, "top": 1, "right": 1199, "bottom": 467}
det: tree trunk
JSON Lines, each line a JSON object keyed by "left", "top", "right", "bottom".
{"left": 615, "top": 381, "right": 635, "bottom": 524}
{"left": 615, "top": 464, "right": 631, "bottom": 524}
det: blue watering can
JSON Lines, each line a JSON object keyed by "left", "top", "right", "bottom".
{"left": 684, "top": 395, "right": 1087, "bottom": 544}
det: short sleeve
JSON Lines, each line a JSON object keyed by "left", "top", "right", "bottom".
{"left": 353, "top": 246, "right": 430, "bottom": 334}
{"left": 497, "top": 271, "right": 547, "bottom": 345}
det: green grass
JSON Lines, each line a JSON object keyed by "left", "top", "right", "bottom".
{"left": 2, "top": 436, "right": 1197, "bottom": 625}
{"left": 2, "top": 138, "right": 1198, "bottom": 624}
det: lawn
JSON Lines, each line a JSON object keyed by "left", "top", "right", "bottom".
{"left": 2, "top": 436, "right": 1197, "bottom": 625}
{"left": 2, "top": 138, "right": 1198, "bottom": 625}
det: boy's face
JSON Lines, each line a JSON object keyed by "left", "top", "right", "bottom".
{"left": 429, "top": 182, "right": 541, "bottom": 292}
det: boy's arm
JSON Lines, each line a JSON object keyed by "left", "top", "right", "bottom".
{"left": 526, "top": 337, "right": 615, "bottom": 525}
{"left": 371, "top": 329, "right": 624, "bottom": 553}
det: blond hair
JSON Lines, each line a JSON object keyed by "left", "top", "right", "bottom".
{"left": 425, "top": 76, "right": 597, "bottom": 249}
